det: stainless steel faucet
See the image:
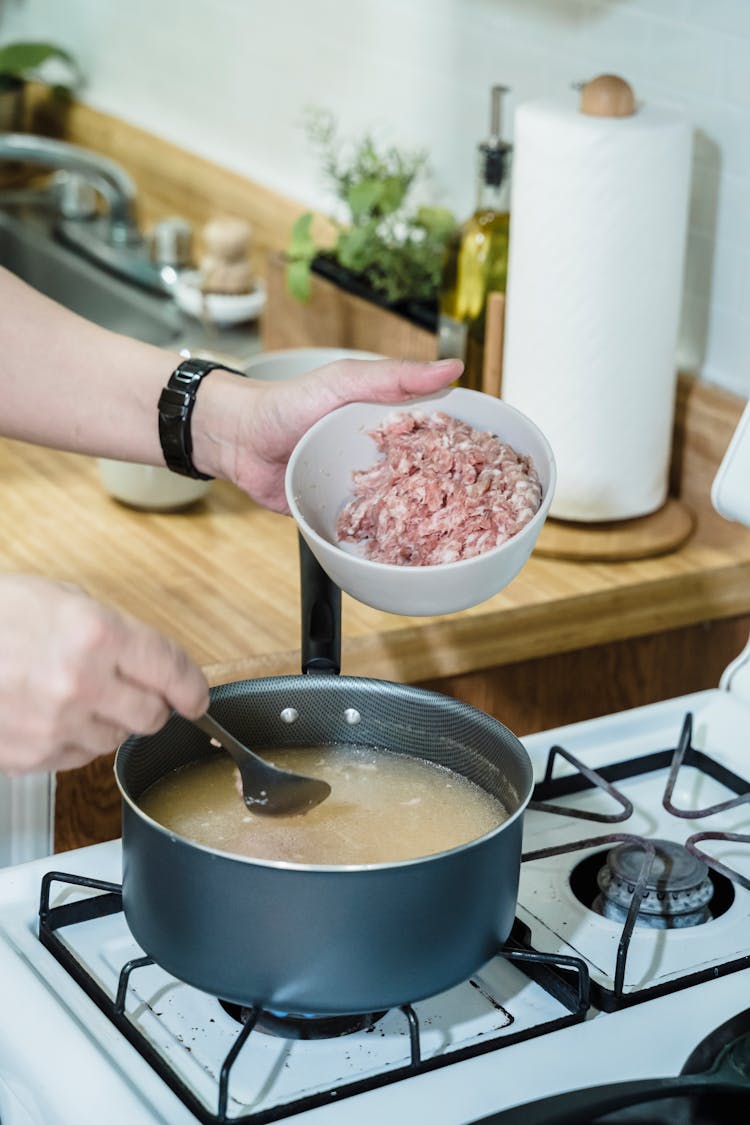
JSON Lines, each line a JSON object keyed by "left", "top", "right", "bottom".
{"left": 0, "top": 132, "right": 139, "bottom": 241}
{"left": 0, "top": 133, "right": 191, "bottom": 292}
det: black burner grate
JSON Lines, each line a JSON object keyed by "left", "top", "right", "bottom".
{"left": 38, "top": 872, "right": 589, "bottom": 1125}
{"left": 523, "top": 711, "right": 750, "bottom": 1011}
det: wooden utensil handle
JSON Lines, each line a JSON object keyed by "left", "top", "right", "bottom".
{"left": 482, "top": 290, "right": 505, "bottom": 398}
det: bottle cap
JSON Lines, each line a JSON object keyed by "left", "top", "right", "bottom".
{"left": 480, "top": 85, "right": 512, "bottom": 186}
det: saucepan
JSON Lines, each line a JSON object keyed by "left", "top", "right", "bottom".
{"left": 115, "top": 539, "right": 534, "bottom": 1016}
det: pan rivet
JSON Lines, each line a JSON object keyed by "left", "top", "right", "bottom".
{"left": 344, "top": 708, "right": 361, "bottom": 725}
{"left": 280, "top": 708, "right": 299, "bottom": 723}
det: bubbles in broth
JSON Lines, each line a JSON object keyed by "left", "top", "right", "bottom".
{"left": 139, "top": 744, "right": 509, "bottom": 865}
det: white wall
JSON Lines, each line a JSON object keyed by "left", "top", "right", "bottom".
{"left": 1, "top": 0, "right": 748, "bottom": 396}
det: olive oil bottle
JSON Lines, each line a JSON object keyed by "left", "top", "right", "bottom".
{"left": 438, "top": 85, "right": 512, "bottom": 391}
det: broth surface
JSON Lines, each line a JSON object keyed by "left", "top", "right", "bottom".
{"left": 139, "top": 744, "right": 509, "bottom": 865}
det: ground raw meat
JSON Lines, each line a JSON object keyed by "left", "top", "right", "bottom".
{"left": 336, "top": 411, "right": 542, "bottom": 566}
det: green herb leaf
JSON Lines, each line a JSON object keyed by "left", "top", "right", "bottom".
{"left": 0, "top": 41, "right": 79, "bottom": 83}
{"left": 416, "top": 205, "right": 457, "bottom": 240}
{"left": 346, "top": 179, "right": 383, "bottom": 220}
{"left": 287, "top": 212, "right": 316, "bottom": 261}
{"left": 337, "top": 225, "right": 377, "bottom": 272}
{"left": 378, "top": 175, "right": 409, "bottom": 216}
{"left": 285, "top": 258, "right": 312, "bottom": 303}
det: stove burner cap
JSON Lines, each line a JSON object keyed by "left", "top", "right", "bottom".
{"left": 594, "top": 838, "right": 714, "bottom": 929}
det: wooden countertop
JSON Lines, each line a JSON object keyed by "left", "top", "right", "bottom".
{"left": 3, "top": 377, "right": 750, "bottom": 689}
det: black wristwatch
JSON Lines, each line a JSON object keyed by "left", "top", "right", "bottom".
{"left": 157, "top": 358, "right": 243, "bottom": 479}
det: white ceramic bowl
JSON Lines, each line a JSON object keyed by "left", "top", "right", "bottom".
{"left": 285, "top": 387, "right": 556, "bottom": 617}
{"left": 97, "top": 460, "right": 212, "bottom": 511}
{"left": 173, "top": 271, "right": 266, "bottom": 327}
{"left": 243, "top": 347, "right": 383, "bottom": 382}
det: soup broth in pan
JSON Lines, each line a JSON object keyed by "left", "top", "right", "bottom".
{"left": 139, "top": 744, "right": 509, "bottom": 865}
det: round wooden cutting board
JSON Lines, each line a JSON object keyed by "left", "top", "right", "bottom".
{"left": 534, "top": 498, "right": 696, "bottom": 562}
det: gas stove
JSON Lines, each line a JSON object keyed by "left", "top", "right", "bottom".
{"left": 2, "top": 645, "right": 750, "bottom": 1125}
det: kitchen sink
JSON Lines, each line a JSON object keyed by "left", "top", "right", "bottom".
{"left": 0, "top": 207, "right": 183, "bottom": 347}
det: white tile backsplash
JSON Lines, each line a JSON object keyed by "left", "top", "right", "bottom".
{"left": 721, "top": 35, "right": 750, "bottom": 108}
{"left": 644, "top": 23, "right": 721, "bottom": 99}
{"left": 686, "top": 0, "right": 750, "bottom": 38}
{"left": 704, "top": 305, "right": 750, "bottom": 396}
{"left": 1, "top": 0, "right": 748, "bottom": 397}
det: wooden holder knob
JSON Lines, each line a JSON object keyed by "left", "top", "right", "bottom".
{"left": 200, "top": 216, "right": 255, "bottom": 295}
{"left": 579, "top": 75, "right": 636, "bottom": 118}
{"left": 201, "top": 216, "right": 251, "bottom": 263}
{"left": 200, "top": 259, "right": 255, "bottom": 296}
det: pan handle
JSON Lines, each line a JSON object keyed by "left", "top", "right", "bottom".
{"left": 299, "top": 532, "right": 341, "bottom": 675}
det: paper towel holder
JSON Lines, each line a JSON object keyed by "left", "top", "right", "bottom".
{"left": 535, "top": 74, "right": 695, "bottom": 561}
{"left": 579, "top": 74, "right": 636, "bottom": 118}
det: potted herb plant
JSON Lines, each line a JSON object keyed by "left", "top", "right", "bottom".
{"left": 263, "top": 111, "right": 455, "bottom": 359}
{"left": 0, "top": 40, "right": 81, "bottom": 134}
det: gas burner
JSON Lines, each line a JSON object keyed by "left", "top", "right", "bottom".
{"left": 593, "top": 838, "right": 714, "bottom": 929}
{"left": 522, "top": 711, "right": 750, "bottom": 1007}
{"left": 569, "top": 846, "right": 735, "bottom": 930}
{"left": 218, "top": 1000, "right": 387, "bottom": 1039}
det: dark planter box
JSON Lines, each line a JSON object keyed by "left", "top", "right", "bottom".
{"left": 262, "top": 252, "right": 439, "bottom": 360}
{"left": 310, "top": 254, "right": 438, "bottom": 335}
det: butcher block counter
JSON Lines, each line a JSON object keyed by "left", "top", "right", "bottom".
{"left": 2, "top": 374, "right": 750, "bottom": 851}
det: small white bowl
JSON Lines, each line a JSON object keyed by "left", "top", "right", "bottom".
{"left": 244, "top": 347, "right": 383, "bottom": 382}
{"left": 285, "top": 388, "right": 556, "bottom": 617}
{"left": 173, "top": 271, "right": 266, "bottom": 327}
{"left": 98, "top": 460, "right": 212, "bottom": 511}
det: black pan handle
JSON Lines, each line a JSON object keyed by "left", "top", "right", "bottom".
{"left": 299, "top": 532, "right": 341, "bottom": 675}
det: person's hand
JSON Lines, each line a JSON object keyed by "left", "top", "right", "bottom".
{"left": 195, "top": 356, "right": 464, "bottom": 513}
{"left": 0, "top": 574, "right": 209, "bottom": 774}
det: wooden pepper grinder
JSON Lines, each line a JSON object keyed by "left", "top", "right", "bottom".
{"left": 199, "top": 216, "right": 255, "bottom": 295}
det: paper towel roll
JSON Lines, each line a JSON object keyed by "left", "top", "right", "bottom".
{"left": 502, "top": 91, "right": 691, "bottom": 522}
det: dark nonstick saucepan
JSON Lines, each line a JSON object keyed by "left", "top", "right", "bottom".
{"left": 114, "top": 536, "right": 534, "bottom": 1017}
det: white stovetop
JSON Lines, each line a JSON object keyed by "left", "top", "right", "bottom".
{"left": 1, "top": 686, "right": 750, "bottom": 1125}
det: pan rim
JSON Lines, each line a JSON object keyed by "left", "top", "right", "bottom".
{"left": 115, "top": 674, "right": 533, "bottom": 874}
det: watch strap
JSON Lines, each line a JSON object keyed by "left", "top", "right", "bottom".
{"left": 158, "top": 358, "right": 243, "bottom": 479}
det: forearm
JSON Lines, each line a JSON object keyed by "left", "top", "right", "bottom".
{"left": 0, "top": 266, "right": 182, "bottom": 464}
{"left": 1, "top": 265, "right": 464, "bottom": 509}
